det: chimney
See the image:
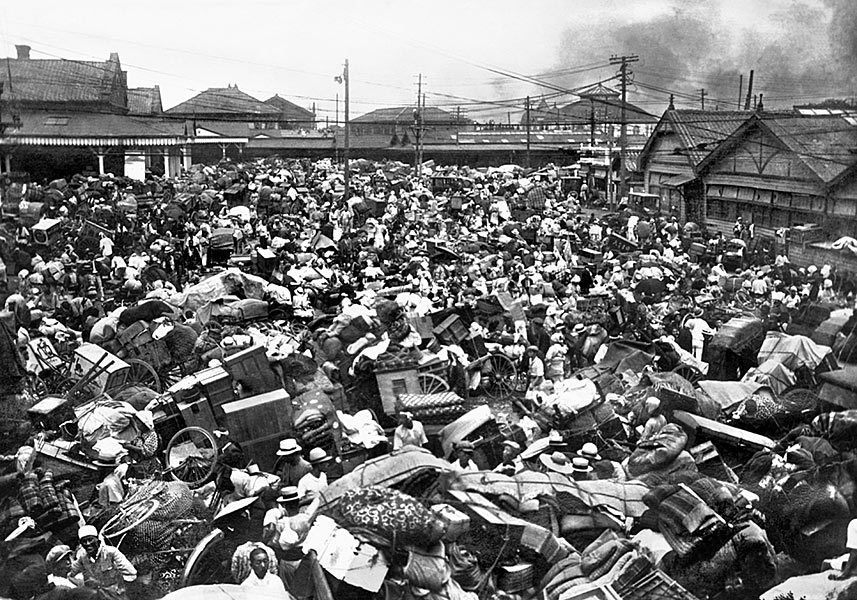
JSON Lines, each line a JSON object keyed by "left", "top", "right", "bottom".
{"left": 15, "top": 45, "right": 30, "bottom": 60}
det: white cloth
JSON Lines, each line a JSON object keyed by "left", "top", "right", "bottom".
{"left": 297, "top": 471, "right": 328, "bottom": 500}
{"left": 240, "top": 571, "right": 288, "bottom": 594}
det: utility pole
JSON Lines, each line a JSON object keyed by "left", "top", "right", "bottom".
{"left": 738, "top": 74, "right": 743, "bottom": 110}
{"left": 525, "top": 95, "right": 531, "bottom": 168}
{"left": 699, "top": 89, "right": 707, "bottom": 110}
{"left": 589, "top": 99, "right": 595, "bottom": 146}
{"left": 414, "top": 74, "right": 423, "bottom": 178}
{"left": 744, "top": 69, "right": 754, "bottom": 111}
{"left": 342, "top": 58, "right": 344, "bottom": 202}
{"left": 335, "top": 93, "right": 339, "bottom": 127}
{"left": 610, "top": 53, "right": 639, "bottom": 203}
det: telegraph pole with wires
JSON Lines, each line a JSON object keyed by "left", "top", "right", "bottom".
{"left": 334, "top": 60, "right": 350, "bottom": 199}
{"left": 413, "top": 74, "right": 425, "bottom": 178}
{"left": 699, "top": 88, "right": 707, "bottom": 110}
{"left": 525, "top": 95, "right": 531, "bottom": 168}
{"left": 609, "top": 53, "right": 638, "bottom": 203}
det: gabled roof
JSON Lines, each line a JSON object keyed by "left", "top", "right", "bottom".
{"left": 166, "top": 85, "right": 280, "bottom": 116}
{"left": 352, "top": 106, "right": 471, "bottom": 124}
{"left": 264, "top": 95, "right": 314, "bottom": 121}
{"left": 696, "top": 113, "right": 857, "bottom": 185}
{"left": 576, "top": 82, "right": 620, "bottom": 99}
{"left": 638, "top": 109, "right": 751, "bottom": 172}
{"left": 0, "top": 52, "right": 126, "bottom": 108}
{"left": 557, "top": 96, "right": 657, "bottom": 124}
{"left": 127, "top": 86, "right": 163, "bottom": 115}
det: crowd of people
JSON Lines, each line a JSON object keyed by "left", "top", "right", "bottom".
{"left": 2, "top": 155, "right": 857, "bottom": 600}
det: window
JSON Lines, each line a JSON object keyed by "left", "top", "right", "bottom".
{"left": 44, "top": 117, "right": 68, "bottom": 126}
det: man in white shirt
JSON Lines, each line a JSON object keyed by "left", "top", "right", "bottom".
{"left": 449, "top": 441, "right": 479, "bottom": 472}
{"left": 45, "top": 545, "right": 78, "bottom": 589}
{"left": 392, "top": 412, "right": 428, "bottom": 450}
{"left": 241, "top": 547, "right": 290, "bottom": 596}
{"left": 297, "top": 448, "right": 330, "bottom": 503}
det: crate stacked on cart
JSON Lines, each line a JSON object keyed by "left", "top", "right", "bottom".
{"left": 374, "top": 347, "right": 424, "bottom": 415}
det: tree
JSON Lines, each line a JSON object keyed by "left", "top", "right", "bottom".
{"left": 400, "top": 132, "right": 410, "bottom": 147}
{"left": 390, "top": 132, "right": 399, "bottom": 146}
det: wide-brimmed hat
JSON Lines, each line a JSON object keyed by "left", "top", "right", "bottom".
{"left": 540, "top": 451, "right": 576, "bottom": 474}
{"left": 277, "top": 439, "right": 302, "bottom": 456}
{"left": 308, "top": 447, "right": 331, "bottom": 464}
{"left": 455, "top": 441, "right": 475, "bottom": 453}
{"left": 576, "top": 442, "right": 602, "bottom": 461}
{"left": 277, "top": 486, "right": 300, "bottom": 504}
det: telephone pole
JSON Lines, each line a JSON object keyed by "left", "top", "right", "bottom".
{"left": 414, "top": 74, "right": 424, "bottom": 178}
{"left": 610, "top": 53, "right": 638, "bottom": 202}
{"left": 342, "top": 58, "right": 344, "bottom": 202}
{"left": 525, "top": 95, "right": 531, "bottom": 168}
{"left": 699, "top": 88, "right": 707, "bottom": 110}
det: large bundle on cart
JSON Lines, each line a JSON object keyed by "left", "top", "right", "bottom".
{"left": 704, "top": 315, "right": 765, "bottom": 381}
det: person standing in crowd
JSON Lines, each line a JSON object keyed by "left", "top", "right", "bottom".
{"left": 392, "top": 411, "right": 427, "bottom": 450}
{"left": 274, "top": 439, "right": 311, "bottom": 489}
{"left": 297, "top": 448, "right": 331, "bottom": 503}
{"left": 241, "top": 547, "right": 289, "bottom": 595}
{"left": 450, "top": 441, "right": 479, "bottom": 472}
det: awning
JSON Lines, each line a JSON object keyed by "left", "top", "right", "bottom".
{"left": 664, "top": 173, "right": 696, "bottom": 187}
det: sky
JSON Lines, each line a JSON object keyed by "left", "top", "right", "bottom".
{"left": 0, "top": 0, "right": 854, "bottom": 123}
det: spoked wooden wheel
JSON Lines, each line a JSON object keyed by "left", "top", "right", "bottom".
{"left": 481, "top": 353, "right": 521, "bottom": 400}
{"left": 164, "top": 426, "right": 218, "bottom": 489}
{"left": 125, "top": 358, "right": 162, "bottom": 393}
{"left": 181, "top": 528, "right": 225, "bottom": 587}
{"left": 418, "top": 373, "right": 450, "bottom": 394}
{"left": 100, "top": 498, "right": 161, "bottom": 540}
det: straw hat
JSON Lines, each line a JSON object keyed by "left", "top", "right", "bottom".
{"left": 276, "top": 486, "right": 300, "bottom": 504}
{"left": 308, "top": 447, "right": 331, "bottom": 464}
{"left": 540, "top": 451, "right": 576, "bottom": 474}
{"left": 576, "top": 442, "right": 602, "bottom": 461}
{"left": 276, "top": 439, "right": 302, "bottom": 456}
{"left": 571, "top": 457, "right": 593, "bottom": 473}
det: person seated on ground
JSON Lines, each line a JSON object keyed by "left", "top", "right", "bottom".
{"left": 449, "top": 441, "right": 479, "bottom": 472}
{"left": 69, "top": 525, "right": 137, "bottom": 600}
{"left": 392, "top": 411, "right": 427, "bottom": 450}
{"left": 45, "top": 545, "right": 79, "bottom": 589}
{"left": 639, "top": 397, "right": 667, "bottom": 443}
{"left": 493, "top": 440, "right": 524, "bottom": 476}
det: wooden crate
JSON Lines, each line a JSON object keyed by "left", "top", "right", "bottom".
{"left": 433, "top": 315, "right": 469, "bottom": 346}
{"left": 375, "top": 367, "right": 420, "bottom": 415}
{"left": 223, "top": 345, "right": 280, "bottom": 395}
{"left": 220, "top": 389, "right": 292, "bottom": 444}
{"left": 178, "top": 396, "right": 219, "bottom": 433}
{"left": 71, "top": 344, "right": 130, "bottom": 396}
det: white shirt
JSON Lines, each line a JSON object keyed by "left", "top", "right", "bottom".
{"left": 241, "top": 571, "right": 288, "bottom": 595}
{"left": 393, "top": 421, "right": 428, "bottom": 450}
{"left": 297, "top": 471, "right": 328, "bottom": 500}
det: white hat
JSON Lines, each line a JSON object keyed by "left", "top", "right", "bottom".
{"left": 308, "top": 447, "right": 331, "bottom": 464}
{"left": 78, "top": 524, "right": 98, "bottom": 539}
{"left": 277, "top": 439, "right": 301, "bottom": 456}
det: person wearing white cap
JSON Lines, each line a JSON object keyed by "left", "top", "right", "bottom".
{"left": 493, "top": 440, "right": 524, "bottom": 475}
{"left": 640, "top": 397, "right": 667, "bottom": 443}
{"left": 274, "top": 439, "right": 311, "bottom": 488}
{"left": 393, "top": 411, "right": 427, "bottom": 451}
{"left": 70, "top": 524, "right": 137, "bottom": 597}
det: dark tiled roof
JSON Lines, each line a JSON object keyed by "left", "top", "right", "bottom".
{"left": 667, "top": 109, "right": 752, "bottom": 166}
{"left": 761, "top": 114, "right": 857, "bottom": 183}
{"left": 264, "top": 95, "right": 314, "bottom": 121}
{"left": 0, "top": 54, "right": 124, "bottom": 107}
{"left": 127, "top": 86, "right": 163, "bottom": 115}
{"left": 352, "top": 106, "right": 471, "bottom": 124}
{"left": 4, "top": 110, "right": 185, "bottom": 138}
{"left": 166, "top": 86, "right": 280, "bottom": 116}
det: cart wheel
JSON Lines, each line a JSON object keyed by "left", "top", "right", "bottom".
{"left": 181, "top": 528, "right": 225, "bottom": 587}
{"left": 125, "top": 358, "right": 162, "bottom": 393}
{"left": 672, "top": 364, "right": 702, "bottom": 384}
{"left": 100, "top": 498, "right": 161, "bottom": 540}
{"left": 418, "top": 373, "right": 450, "bottom": 394}
{"left": 481, "top": 353, "right": 520, "bottom": 400}
{"left": 158, "top": 365, "right": 184, "bottom": 390}
{"left": 165, "top": 426, "right": 219, "bottom": 489}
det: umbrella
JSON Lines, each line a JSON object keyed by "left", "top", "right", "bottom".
{"left": 162, "top": 584, "right": 291, "bottom": 600}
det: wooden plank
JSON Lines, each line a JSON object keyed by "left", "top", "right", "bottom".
{"left": 672, "top": 410, "right": 775, "bottom": 450}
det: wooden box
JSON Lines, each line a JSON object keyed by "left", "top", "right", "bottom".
{"left": 223, "top": 345, "right": 280, "bottom": 395}
{"left": 71, "top": 344, "right": 130, "bottom": 396}
{"left": 431, "top": 503, "right": 470, "bottom": 542}
{"left": 375, "top": 367, "right": 420, "bottom": 415}
{"left": 118, "top": 320, "right": 151, "bottom": 348}
{"left": 27, "top": 395, "right": 74, "bottom": 431}
{"left": 177, "top": 396, "right": 219, "bottom": 433}
{"left": 220, "top": 389, "right": 292, "bottom": 444}
{"left": 432, "top": 315, "right": 469, "bottom": 346}
{"left": 196, "top": 365, "right": 236, "bottom": 409}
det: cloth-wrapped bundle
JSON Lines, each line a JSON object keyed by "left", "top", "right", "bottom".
{"left": 339, "top": 486, "right": 446, "bottom": 549}
{"left": 627, "top": 424, "right": 688, "bottom": 477}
